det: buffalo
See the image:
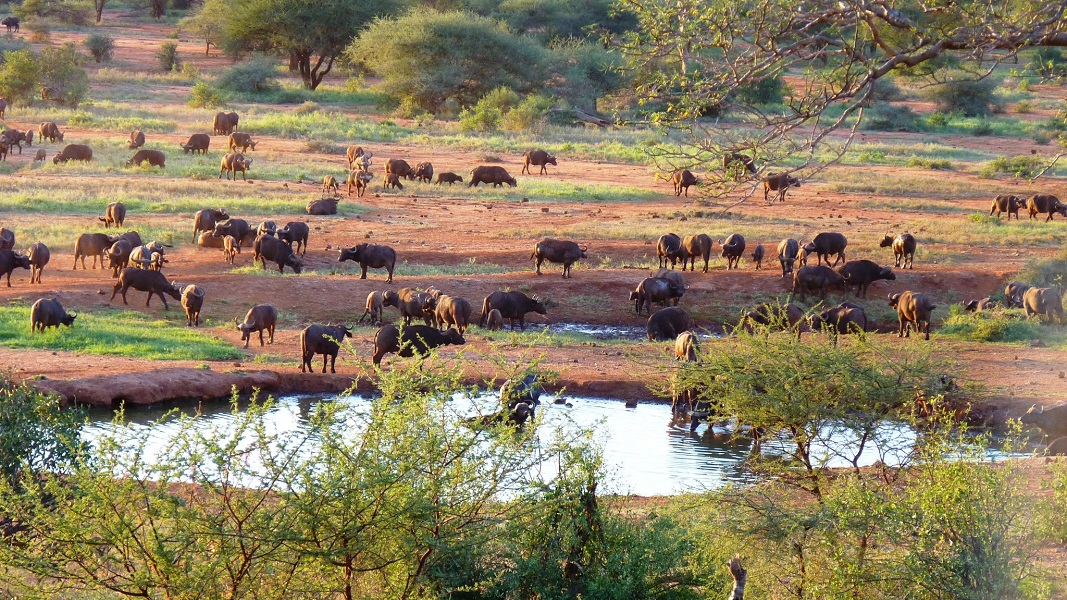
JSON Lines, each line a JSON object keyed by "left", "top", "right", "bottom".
{"left": 681, "top": 234, "right": 713, "bottom": 272}
{"left": 469, "top": 165, "right": 517, "bottom": 187}
{"left": 522, "top": 149, "right": 557, "bottom": 175}
{"left": 100, "top": 201, "right": 127, "bottom": 229}
{"left": 0, "top": 227, "right": 13, "bottom": 250}
{"left": 414, "top": 162, "right": 433, "bottom": 183}
{"left": 647, "top": 306, "right": 691, "bottom": 341}
{"left": 889, "top": 291, "right": 937, "bottom": 340}
{"left": 651, "top": 268, "right": 686, "bottom": 298}
{"left": 301, "top": 324, "right": 353, "bottom": 373}
{"left": 485, "top": 308, "right": 504, "bottom": 331}
{"left": 837, "top": 260, "right": 896, "bottom": 297}
{"left": 0, "top": 249, "right": 30, "bottom": 286}
{"left": 435, "top": 172, "right": 463, "bottom": 185}
{"left": 671, "top": 169, "right": 698, "bottom": 197}
{"left": 740, "top": 302, "right": 805, "bottom": 333}
{"left": 181, "top": 133, "right": 210, "bottom": 154}
{"left": 880, "top": 232, "right": 916, "bottom": 269}
{"left": 253, "top": 234, "right": 303, "bottom": 274}
{"left": 803, "top": 232, "right": 848, "bottom": 267}
{"left": 129, "top": 130, "right": 145, "bottom": 149}
{"left": 228, "top": 132, "right": 257, "bottom": 153}
{"left": 110, "top": 267, "right": 181, "bottom": 309}
{"left": 675, "top": 331, "right": 699, "bottom": 361}
{"left": 27, "top": 242, "right": 48, "bottom": 284}
{"left": 964, "top": 298, "right": 997, "bottom": 312}
{"left": 213, "top": 112, "right": 238, "bottom": 136}
{"left": 630, "top": 277, "right": 684, "bottom": 315}
{"left": 1005, "top": 281, "right": 1031, "bottom": 308}
{"left": 277, "top": 221, "right": 310, "bottom": 255}
{"left": 181, "top": 285, "right": 205, "bottom": 327}
{"left": 763, "top": 173, "right": 800, "bottom": 203}
{"left": 126, "top": 149, "right": 165, "bottom": 169}
{"left": 322, "top": 175, "right": 339, "bottom": 195}
{"left": 347, "top": 145, "right": 370, "bottom": 170}
{"left": 212, "top": 218, "right": 255, "bottom": 246}
{"left": 533, "top": 238, "right": 587, "bottom": 278}
{"left": 372, "top": 324, "right": 465, "bottom": 366}
{"left": 397, "top": 287, "right": 437, "bottom": 326}
{"left": 307, "top": 198, "right": 339, "bottom": 215}
{"left": 720, "top": 233, "right": 746, "bottom": 270}
{"left": 1023, "top": 287, "right": 1064, "bottom": 323}
{"left": 990, "top": 194, "right": 1025, "bottom": 220}
{"left": 383, "top": 173, "right": 404, "bottom": 190}
{"left": 359, "top": 290, "right": 399, "bottom": 325}
{"left": 38, "top": 122, "right": 63, "bottom": 143}
{"left": 751, "top": 244, "right": 765, "bottom": 270}
{"left": 105, "top": 239, "right": 133, "bottom": 277}
{"left": 339, "top": 243, "right": 396, "bottom": 282}
{"left": 53, "top": 144, "right": 92, "bottom": 164}
{"left": 386, "top": 158, "right": 415, "bottom": 180}
{"left": 219, "top": 152, "right": 252, "bottom": 180}
{"left": 236, "top": 304, "right": 277, "bottom": 348}
{"left": 435, "top": 295, "right": 475, "bottom": 333}
{"left": 810, "top": 302, "right": 868, "bottom": 336}
{"left": 256, "top": 221, "right": 277, "bottom": 238}
{"left": 30, "top": 298, "right": 76, "bottom": 333}
{"left": 1028, "top": 194, "right": 1067, "bottom": 222}
{"left": 73, "top": 233, "right": 114, "bottom": 270}
{"left": 480, "top": 291, "right": 546, "bottom": 331}
{"left": 791, "top": 265, "right": 845, "bottom": 300}
{"left": 347, "top": 170, "right": 373, "bottom": 197}
{"left": 657, "top": 233, "right": 683, "bottom": 269}
{"left": 722, "top": 152, "right": 755, "bottom": 175}
{"left": 223, "top": 235, "right": 240, "bottom": 264}
{"left": 2, "top": 17, "right": 19, "bottom": 33}
{"left": 193, "top": 209, "right": 229, "bottom": 243}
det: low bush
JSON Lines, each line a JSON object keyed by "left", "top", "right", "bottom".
{"left": 157, "top": 42, "right": 179, "bottom": 72}
{"left": 907, "top": 157, "right": 952, "bottom": 170}
{"left": 1018, "top": 249, "right": 1067, "bottom": 289}
{"left": 187, "top": 80, "right": 225, "bottom": 108}
{"left": 978, "top": 155, "right": 1044, "bottom": 179}
{"left": 861, "top": 104, "right": 922, "bottom": 132}
{"left": 920, "top": 73, "right": 1001, "bottom": 117}
{"left": 84, "top": 33, "right": 114, "bottom": 63}
{"left": 216, "top": 54, "right": 279, "bottom": 93}
{"left": 939, "top": 305, "right": 1040, "bottom": 343}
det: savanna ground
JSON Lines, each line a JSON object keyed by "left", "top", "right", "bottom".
{"left": 0, "top": 11, "right": 1065, "bottom": 430}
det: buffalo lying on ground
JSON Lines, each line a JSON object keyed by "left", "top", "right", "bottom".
{"left": 277, "top": 221, "right": 309, "bottom": 255}
{"left": 879, "top": 232, "right": 916, "bottom": 269}
{"left": 53, "top": 144, "right": 92, "bottom": 164}
{"left": 720, "top": 233, "right": 746, "bottom": 270}
{"left": 219, "top": 152, "right": 252, "bottom": 180}
{"left": 181, "top": 133, "right": 210, "bottom": 154}
{"left": 228, "top": 132, "right": 257, "bottom": 153}
{"left": 31, "top": 298, "right": 75, "bottom": 332}
{"left": 435, "top": 172, "right": 463, "bottom": 185}
{"left": 126, "top": 149, "right": 165, "bottom": 169}
{"left": 100, "top": 202, "right": 127, "bottom": 229}
{"left": 681, "top": 234, "right": 713, "bottom": 272}
{"left": 990, "top": 194, "right": 1024, "bottom": 220}
{"left": 480, "top": 291, "right": 546, "bottom": 331}
{"left": 197, "top": 231, "right": 225, "bottom": 250}
{"left": 398, "top": 287, "right": 437, "bottom": 326}
{"left": 73, "top": 233, "right": 114, "bottom": 270}
{"left": 740, "top": 302, "right": 805, "bottom": 333}
{"left": 372, "top": 324, "right": 465, "bottom": 366}
{"left": 647, "top": 306, "right": 691, "bottom": 341}
{"left": 803, "top": 232, "right": 848, "bottom": 267}
{"left": 522, "top": 149, "right": 557, "bottom": 175}
{"left": 359, "top": 290, "right": 399, "bottom": 325}
{"left": 657, "top": 233, "right": 683, "bottom": 269}
{"left": 111, "top": 267, "right": 181, "bottom": 309}
{"left": 339, "top": 243, "right": 396, "bottom": 282}
{"left": 763, "top": 173, "right": 800, "bottom": 202}
{"left": 810, "top": 302, "right": 868, "bottom": 336}
{"left": 27, "top": 242, "right": 48, "bottom": 284}
{"left": 1023, "top": 287, "right": 1064, "bottom": 323}
{"left": 889, "top": 291, "right": 937, "bottom": 340}
{"left": 630, "top": 277, "right": 684, "bottom": 315}
{"left": 964, "top": 297, "right": 997, "bottom": 312}
{"left": 253, "top": 234, "right": 303, "bottom": 274}
{"left": 532, "top": 238, "right": 587, "bottom": 278}
{"left": 0, "top": 250, "right": 29, "bottom": 286}
{"left": 435, "top": 295, "right": 474, "bottom": 333}
{"left": 307, "top": 198, "right": 339, "bottom": 215}
{"left": 128, "top": 130, "right": 145, "bottom": 149}
{"left": 750, "top": 244, "right": 764, "bottom": 270}
{"left": 671, "top": 169, "right": 698, "bottom": 197}
{"left": 236, "top": 304, "right": 277, "bottom": 348}
{"left": 837, "top": 260, "right": 895, "bottom": 297}
{"left": 791, "top": 265, "right": 845, "bottom": 299}
{"left": 181, "top": 285, "right": 205, "bottom": 327}
{"left": 194, "top": 209, "right": 229, "bottom": 242}
{"left": 1005, "top": 281, "right": 1031, "bottom": 308}
{"left": 414, "top": 162, "right": 433, "bottom": 183}
{"left": 1028, "top": 194, "right": 1067, "bottom": 222}
{"left": 469, "top": 165, "right": 516, "bottom": 187}
{"left": 301, "top": 324, "right": 353, "bottom": 373}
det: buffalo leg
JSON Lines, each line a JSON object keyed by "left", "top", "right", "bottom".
{"left": 268, "top": 325, "right": 274, "bottom": 344}
{"left": 535, "top": 258, "right": 542, "bottom": 275}
{"left": 259, "top": 330, "right": 265, "bottom": 347}
{"left": 4, "top": 272, "right": 9, "bottom": 287}
{"left": 360, "top": 265, "right": 367, "bottom": 280}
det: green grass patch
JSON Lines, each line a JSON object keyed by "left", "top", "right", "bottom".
{"left": 823, "top": 171, "right": 1007, "bottom": 198}
{"left": 938, "top": 305, "right": 1066, "bottom": 347}
{"left": 855, "top": 199, "right": 974, "bottom": 214}
{"left": 480, "top": 326, "right": 636, "bottom": 347}
{"left": 0, "top": 306, "right": 243, "bottom": 360}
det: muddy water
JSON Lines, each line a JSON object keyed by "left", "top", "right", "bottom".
{"left": 82, "top": 394, "right": 916, "bottom": 496}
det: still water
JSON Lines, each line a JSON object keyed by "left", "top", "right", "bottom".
{"left": 82, "top": 394, "right": 917, "bottom": 496}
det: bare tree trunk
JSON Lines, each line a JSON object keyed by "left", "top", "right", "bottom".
{"left": 727, "top": 557, "right": 746, "bottom": 600}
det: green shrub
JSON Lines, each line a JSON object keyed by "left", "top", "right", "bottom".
{"left": 919, "top": 73, "right": 1000, "bottom": 117}
{"left": 157, "top": 41, "right": 180, "bottom": 72}
{"left": 187, "top": 80, "right": 225, "bottom": 108}
{"left": 459, "top": 87, "right": 521, "bottom": 132}
{"left": 0, "top": 377, "right": 85, "bottom": 488}
{"left": 216, "top": 54, "right": 279, "bottom": 93}
{"left": 971, "top": 119, "right": 994, "bottom": 136}
{"left": 907, "top": 157, "right": 952, "bottom": 170}
{"left": 1034, "top": 131, "right": 1051, "bottom": 145}
{"left": 84, "top": 33, "right": 115, "bottom": 63}
{"left": 1018, "top": 249, "right": 1067, "bottom": 289}
{"left": 1027, "top": 47, "right": 1067, "bottom": 79}
{"left": 0, "top": 49, "right": 40, "bottom": 105}
{"left": 39, "top": 43, "right": 89, "bottom": 106}
{"left": 501, "top": 94, "right": 554, "bottom": 132}
{"left": 861, "top": 104, "right": 922, "bottom": 132}
{"left": 939, "top": 306, "right": 1040, "bottom": 343}
{"left": 735, "top": 75, "right": 786, "bottom": 105}
{"left": 926, "top": 111, "right": 949, "bottom": 128}
{"left": 978, "top": 155, "right": 1044, "bottom": 179}
{"left": 1014, "top": 100, "right": 1033, "bottom": 114}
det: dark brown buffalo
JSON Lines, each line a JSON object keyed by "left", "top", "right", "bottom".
{"left": 791, "top": 265, "right": 845, "bottom": 299}
{"left": 212, "top": 218, "right": 255, "bottom": 245}
{"left": 763, "top": 173, "right": 800, "bottom": 202}
{"left": 219, "top": 152, "right": 252, "bottom": 180}
{"left": 879, "top": 232, "right": 916, "bottom": 269}
{"left": 181, "top": 285, "right": 205, "bottom": 327}
{"left": 126, "top": 149, "right": 165, "bottom": 168}
{"left": 31, "top": 297, "right": 76, "bottom": 332}
{"left": 681, "top": 234, "right": 713, "bottom": 272}
{"left": 253, "top": 234, "right": 303, "bottom": 274}
{"left": 181, "top": 133, "right": 210, "bottom": 154}
{"left": 347, "top": 170, "right": 372, "bottom": 197}
{"left": 740, "top": 302, "right": 805, "bottom": 333}
{"left": 533, "top": 238, "right": 587, "bottom": 278}
{"left": 117, "top": 231, "right": 142, "bottom": 248}
{"left": 1028, "top": 194, "right": 1067, "bottom": 222}
{"left": 385, "top": 158, "right": 415, "bottom": 180}
{"left": 307, "top": 198, "right": 339, "bottom": 215}
{"left": 1023, "top": 287, "right": 1064, "bottom": 323}
{"left": 128, "top": 130, "right": 145, "bottom": 149}
{"left": 194, "top": 208, "right": 229, "bottom": 242}
{"left": 1021, "top": 404, "right": 1067, "bottom": 439}
{"left": 751, "top": 243, "right": 764, "bottom": 270}
{"left": 435, "top": 172, "right": 463, "bottom": 185}
{"left": 397, "top": 287, "right": 437, "bottom": 326}
{"left": 671, "top": 169, "right": 698, "bottom": 197}
{"left": 339, "top": 243, "right": 396, "bottom": 282}
{"left": 889, "top": 291, "right": 937, "bottom": 340}
{"left": 73, "top": 233, "right": 114, "bottom": 270}
{"left": 104, "top": 239, "right": 132, "bottom": 277}
{"left": 964, "top": 297, "right": 997, "bottom": 312}
{"left": 301, "top": 324, "right": 353, "bottom": 373}
{"left": 630, "top": 277, "right": 684, "bottom": 315}
{"left": 372, "top": 324, "right": 465, "bottom": 366}
{"left": 38, "top": 122, "right": 63, "bottom": 143}
{"left": 236, "top": 304, "right": 277, "bottom": 348}
{"left": 803, "top": 232, "right": 848, "bottom": 267}
{"left": 0, "top": 228, "right": 13, "bottom": 251}
{"left": 647, "top": 306, "right": 691, "bottom": 341}
{"left": 810, "top": 301, "right": 868, "bottom": 336}
{"left": 0, "top": 249, "right": 29, "bottom": 286}
{"left": 256, "top": 220, "right": 277, "bottom": 238}
{"left": 657, "top": 233, "right": 683, "bottom": 269}
{"left": 479, "top": 291, "right": 546, "bottom": 331}
{"left": 228, "top": 132, "right": 257, "bottom": 153}
{"left": 52, "top": 144, "right": 92, "bottom": 164}
{"left": 722, "top": 152, "right": 755, "bottom": 174}
{"left": 347, "top": 145, "right": 368, "bottom": 169}
{"left": 469, "top": 165, "right": 517, "bottom": 188}
{"left": 990, "top": 194, "right": 1024, "bottom": 220}
{"left": 213, "top": 112, "right": 238, "bottom": 135}
{"left": 383, "top": 173, "right": 404, "bottom": 190}
{"left": 27, "top": 242, "right": 48, "bottom": 284}
{"left": 100, "top": 201, "right": 126, "bottom": 229}
{"left": 413, "top": 161, "right": 433, "bottom": 183}
{"left": 1005, "top": 281, "right": 1031, "bottom": 308}
{"left": 720, "top": 233, "right": 746, "bottom": 270}
{"left": 837, "top": 260, "right": 896, "bottom": 297}
{"left": 277, "top": 221, "right": 310, "bottom": 255}
{"left": 522, "top": 149, "right": 557, "bottom": 175}
{"left": 651, "top": 268, "right": 686, "bottom": 299}
{"left": 435, "top": 295, "right": 474, "bottom": 333}
{"left": 1, "top": 129, "right": 24, "bottom": 154}
{"left": 110, "top": 267, "right": 181, "bottom": 308}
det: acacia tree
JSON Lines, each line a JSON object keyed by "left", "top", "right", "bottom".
{"left": 613, "top": 0, "right": 1067, "bottom": 198}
